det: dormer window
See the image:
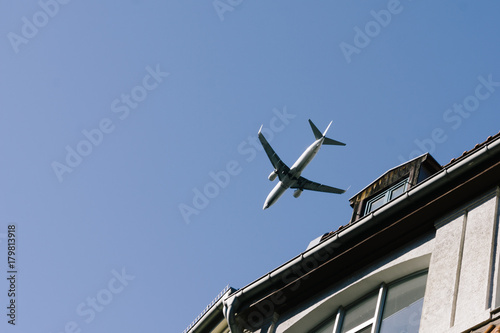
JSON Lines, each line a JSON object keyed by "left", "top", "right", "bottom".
{"left": 349, "top": 154, "right": 442, "bottom": 224}
{"left": 364, "top": 179, "right": 408, "bottom": 215}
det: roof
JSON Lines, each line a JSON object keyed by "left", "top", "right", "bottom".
{"left": 348, "top": 153, "right": 432, "bottom": 200}
{"left": 444, "top": 130, "right": 500, "bottom": 167}
{"left": 184, "top": 285, "right": 233, "bottom": 333}
{"left": 348, "top": 153, "right": 441, "bottom": 223}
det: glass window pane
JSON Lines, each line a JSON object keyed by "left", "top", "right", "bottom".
{"left": 314, "top": 318, "right": 336, "bottom": 333}
{"left": 390, "top": 183, "right": 406, "bottom": 199}
{"left": 367, "top": 195, "right": 386, "bottom": 214}
{"left": 379, "top": 273, "right": 427, "bottom": 333}
{"left": 341, "top": 293, "right": 377, "bottom": 333}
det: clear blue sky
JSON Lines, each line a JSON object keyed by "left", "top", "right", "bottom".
{"left": 1, "top": 1, "right": 499, "bottom": 332}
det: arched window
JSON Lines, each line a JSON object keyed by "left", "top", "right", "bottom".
{"left": 312, "top": 271, "right": 427, "bottom": 333}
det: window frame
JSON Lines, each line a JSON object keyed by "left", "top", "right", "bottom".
{"left": 310, "top": 270, "right": 427, "bottom": 333}
{"left": 364, "top": 179, "right": 409, "bottom": 216}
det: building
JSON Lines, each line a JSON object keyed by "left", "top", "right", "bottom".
{"left": 185, "top": 131, "right": 500, "bottom": 333}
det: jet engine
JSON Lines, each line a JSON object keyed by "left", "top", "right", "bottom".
{"left": 293, "top": 189, "right": 303, "bottom": 198}
{"left": 268, "top": 170, "right": 278, "bottom": 181}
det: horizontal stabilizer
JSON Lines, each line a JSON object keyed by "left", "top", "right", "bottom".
{"left": 323, "top": 137, "right": 346, "bottom": 146}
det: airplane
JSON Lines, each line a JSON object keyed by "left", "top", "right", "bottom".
{"left": 259, "top": 119, "right": 346, "bottom": 210}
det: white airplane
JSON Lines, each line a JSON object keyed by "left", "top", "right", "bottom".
{"left": 259, "top": 119, "right": 346, "bottom": 210}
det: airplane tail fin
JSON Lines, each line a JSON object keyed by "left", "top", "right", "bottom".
{"left": 309, "top": 119, "right": 323, "bottom": 140}
{"left": 308, "top": 119, "right": 346, "bottom": 146}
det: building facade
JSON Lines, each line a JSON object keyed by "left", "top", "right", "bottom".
{"left": 186, "top": 132, "right": 500, "bottom": 333}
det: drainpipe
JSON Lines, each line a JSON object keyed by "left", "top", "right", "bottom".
{"left": 223, "top": 294, "right": 241, "bottom": 333}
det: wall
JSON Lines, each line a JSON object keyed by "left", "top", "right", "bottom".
{"left": 420, "top": 188, "right": 500, "bottom": 333}
{"left": 273, "top": 232, "right": 435, "bottom": 333}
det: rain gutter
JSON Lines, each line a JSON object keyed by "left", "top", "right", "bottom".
{"left": 186, "top": 286, "right": 234, "bottom": 333}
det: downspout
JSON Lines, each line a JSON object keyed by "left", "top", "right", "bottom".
{"left": 223, "top": 293, "right": 241, "bottom": 333}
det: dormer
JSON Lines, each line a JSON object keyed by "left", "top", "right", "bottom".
{"left": 349, "top": 153, "right": 442, "bottom": 223}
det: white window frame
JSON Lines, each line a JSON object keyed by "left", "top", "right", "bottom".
{"left": 340, "top": 285, "right": 386, "bottom": 333}
{"left": 311, "top": 271, "right": 427, "bottom": 333}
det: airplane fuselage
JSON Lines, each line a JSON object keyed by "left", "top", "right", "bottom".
{"left": 263, "top": 137, "right": 324, "bottom": 209}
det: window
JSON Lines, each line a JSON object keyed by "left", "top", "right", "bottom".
{"left": 364, "top": 179, "right": 409, "bottom": 215}
{"left": 312, "top": 271, "right": 427, "bottom": 333}
{"left": 340, "top": 292, "right": 379, "bottom": 333}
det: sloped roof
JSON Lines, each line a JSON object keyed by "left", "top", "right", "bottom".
{"left": 444, "top": 131, "right": 500, "bottom": 167}
{"left": 348, "top": 153, "right": 434, "bottom": 201}
{"left": 348, "top": 153, "right": 441, "bottom": 223}
{"left": 184, "top": 285, "right": 233, "bottom": 333}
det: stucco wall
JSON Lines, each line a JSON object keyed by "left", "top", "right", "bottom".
{"left": 274, "top": 232, "right": 435, "bottom": 333}
{"left": 420, "top": 188, "right": 499, "bottom": 333}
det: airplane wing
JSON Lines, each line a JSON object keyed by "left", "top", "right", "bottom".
{"left": 258, "top": 127, "right": 290, "bottom": 181}
{"left": 291, "top": 176, "right": 345, "bottom": 194}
